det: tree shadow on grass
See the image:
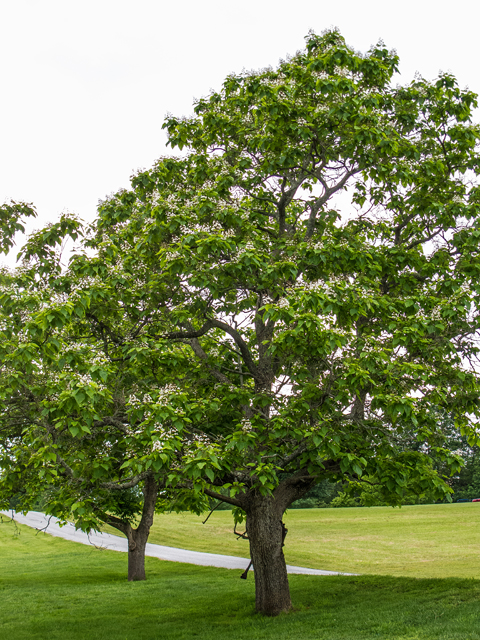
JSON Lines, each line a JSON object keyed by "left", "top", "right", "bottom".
{"left": 3, "top": 529, "right": 480, "bottom": 640}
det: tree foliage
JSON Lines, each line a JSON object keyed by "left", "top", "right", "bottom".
{"left": 0, "top": 200, "right": 37, "bottom": 256}
{"left": 1, "top": 29, "right": 480, "bottom": 614}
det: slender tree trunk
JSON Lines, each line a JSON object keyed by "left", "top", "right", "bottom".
{"left": 101, "top": 475, "right": 158, "bottom": 582}
{"left": 126, "top": 525, "right": 150, "bottom": 581}
{"left": 127, "top": 475, "right": 158, "bottom": 581}
{"left": 245, "top": 494, "right": 291, "bottom": 616}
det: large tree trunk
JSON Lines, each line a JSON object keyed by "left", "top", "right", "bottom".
{"left": 245, "top": 494, "right": 291, "bottom": 616}
{"left": 101, "top": 475, "right": 158, "bottom": 582}
{"left": 206, "top": 472, "right": 316, "bottom": 615}
{"left": 235, "top": 470, "right": 317, "bottom": 616}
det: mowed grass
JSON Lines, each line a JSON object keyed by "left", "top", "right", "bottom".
{"left": 134, "top": 503, "right": 480, "bottom": 579}
{"left": 2, "top": 515, "right": 480, "bottom": 640}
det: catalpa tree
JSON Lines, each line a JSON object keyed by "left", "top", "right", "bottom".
{"left": 0, "top": 231, "right": 209, "bottom": 582}
{"left": 81, "top": 30, "right": 480, "bottom": 614}
{"left": 2, "top": 29, "right": 480, "bottom": 617}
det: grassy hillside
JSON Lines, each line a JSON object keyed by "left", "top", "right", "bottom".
{"left": 132, "top": 503, "right": 480, "bottom": 579}
{"left": 2, "top": 515, "right": 480, "bottom": 640}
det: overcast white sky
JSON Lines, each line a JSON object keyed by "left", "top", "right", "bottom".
{"left": 1, "top": 0, "right": 479, "bottom": 266}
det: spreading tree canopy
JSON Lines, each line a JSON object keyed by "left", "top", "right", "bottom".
{"left": 1, "top": 30, "right": 480, "bottom": 615}
{"left": 0, "top": 218, "right": 207, "bottom": 581}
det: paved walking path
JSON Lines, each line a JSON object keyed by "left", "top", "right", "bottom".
{"left": 1, "top": 510, "right": 352, "bottom": 576}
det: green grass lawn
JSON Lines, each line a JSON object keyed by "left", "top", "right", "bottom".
{"left": 2, "top": 513, "right": 480, "bottom": 640}
{"left": 120, "top": 502, "right": 480, "bottom": 579}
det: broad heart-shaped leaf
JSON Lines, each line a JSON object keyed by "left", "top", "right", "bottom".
{"left": 205, "top": 468, "right": 215, "bottom": 482}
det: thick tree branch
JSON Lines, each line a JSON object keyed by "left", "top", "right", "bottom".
{"left": 203, "top": 487, "right": 244, "bottom": 508}
{"left": 406, "top": 229, "right": 442, "bottom": 250}
{"left": 210, "top": 319, "right": 258, "bottom": 377}
{"left": 95, "top": 509, "right": 129, "bottom": 536}
{"left": 305, "top": 167, "right": 360, "bottom": 240}
{"left": 100, "top": 472, "right": 151, "bottom": 491}
{"left": 277, "top": 442, "right": 308, "bottom": 469}
{"left": 162, "top": 319, "right": 214, "bottom": 341}
{"left": 56, "top": 454, "right": 150, "bottom": 491}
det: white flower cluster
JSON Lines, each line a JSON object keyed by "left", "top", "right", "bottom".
{"left": 190, "top": 432, "right": 213, "bottom": 445}
{"left": 312, "top": 71, "right": 329, "bottom": 81}
{"left": 151, "top": 426, "right": 179, "bottom": 451}
{"left": 276, "top": 298, "right": 290, "bottom": 309}
{"left": 240, "top": 418, "right": 253, "bottom": 433}
{"left": 300, "top": 278, "right": 339, "bottom": 295}
{"left": 455, "top": 281, "right": 471, "bottom": 296}
{"left": 230, "top": 241, "right": 258, "bottom": 264}
{"left": 333, "top": 65, "right": 350, "bottom": 77}
{"left": 128, "top": 394, "right": 142, "bottom": 408}
{"left": 280, "top": 238, "right": 298, "bottom": 247}
{"left": 156, "top": 425, "right": 178, "bottom": 438}
{"left": 179, "top": 221, "right": 236, "bottom": 240}
{"left": 128, "top": 384, "right": 178, "bottom": 409}
{"left": 75, "top": 276, "right": 102, "bottom": 290}
{"left": 164, "top": 251, "right": 181, "bottom": 262}
{"left": 301, "top": 279, "right": 323, "bottom": 292}
{"left": 119, "top": 241, "right": 133, "bottom": 253}
{"left": 70, "top": 373, "right": 92, "bottom": 387}
{"left": 99, "top": 441, "right": 113, "bottom": 455}
{"left": 360, "top": 340, "right": 379, "bottom": 354}
{"left": 157, "top": 384, "right": 178, "bottom": 400}
{"left": 149, "top": 192, "right": 162, "bottom": 207}
{"left": 181, "top": 221, "right": 222, "bottom": 234}
{"left": 126, "top": 425, "right": 145, "bottom": 436}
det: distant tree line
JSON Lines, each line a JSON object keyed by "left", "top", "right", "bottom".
{"left": 291, "top": 418, "right": 480, "bottom": 507}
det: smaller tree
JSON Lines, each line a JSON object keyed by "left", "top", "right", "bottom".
{"left": 0, "top": 228, "right": 207, "bottom": 581}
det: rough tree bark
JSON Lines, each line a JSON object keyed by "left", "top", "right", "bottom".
{"left": 100, "top": 475, "right": 158, "bottom": 581}
{"left": 245, "top": 494, "right": 291, "bottom": 615}
{"left": 240, "top": 471, "right": 316, "bottom": 616}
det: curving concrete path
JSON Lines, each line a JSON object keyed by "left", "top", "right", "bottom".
{"left": 1, "top": 510, "right": 353, "bottom": 576}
